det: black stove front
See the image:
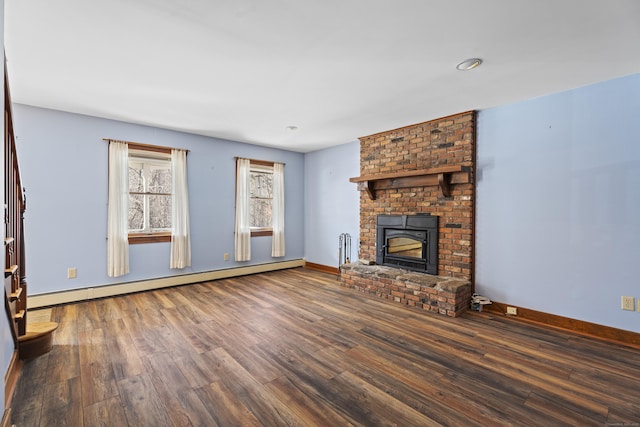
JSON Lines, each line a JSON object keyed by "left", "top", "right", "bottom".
{"left": 376, "top": 214, "right": 438, "bottom": 274}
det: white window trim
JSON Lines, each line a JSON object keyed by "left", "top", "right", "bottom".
{"left": 129, "top": 153, "right": 173, "bottom": 234}
{"left": 129, "top": 156, "right": 171, "bottom": 233}
{"left": 128, "top": 150, "right": 173, "bottom": 241}
{"left": 249, "top": 162, "right": 274, "bottom": 235}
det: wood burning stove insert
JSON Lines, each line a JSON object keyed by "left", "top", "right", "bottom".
{"left": 376, "top": 214, "right": 438, "bottom": 274}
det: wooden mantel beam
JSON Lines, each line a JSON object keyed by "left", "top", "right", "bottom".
{"left": 350, "top": 165, "right": 469, "bottom": 199}
{"left": 349, "top": 165, "right": 462, "bottom": 183}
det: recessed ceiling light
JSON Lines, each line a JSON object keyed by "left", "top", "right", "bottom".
{"left": 456, "top": 58, "right": 482, "bottom": 71}
{"left": 285, "top": 125, "right": 298, "bottom": 131}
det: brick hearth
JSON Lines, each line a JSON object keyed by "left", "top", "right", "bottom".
{"left": 340, "top": 263, "right": 471, "bottom": 317}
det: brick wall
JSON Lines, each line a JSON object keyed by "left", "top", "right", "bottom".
{"left": 357, "top": 111, "right": 475, "bottom": 281}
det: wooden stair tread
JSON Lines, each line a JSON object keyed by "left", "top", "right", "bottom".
{"left": 10, "top": 286, "right": 23, "bottom": 301}
{"left": 18, "top": 322, "right": 59, "bottom": 342}
{"left": 5, "top": 264, "right": 18, "bottom": 276}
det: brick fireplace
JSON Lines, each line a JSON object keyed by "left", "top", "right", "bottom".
{"left": 340, "top": 111, "right": 475, "bottom": 317}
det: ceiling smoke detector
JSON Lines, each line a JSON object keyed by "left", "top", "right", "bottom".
{"left": 456, "top": 58, "right": 483, "bottom": 71}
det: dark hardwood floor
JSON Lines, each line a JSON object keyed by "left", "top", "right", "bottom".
{"left": 10, "top": 267, "right": 640, "bottom": 426}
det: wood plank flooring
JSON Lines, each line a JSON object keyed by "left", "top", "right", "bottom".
{"left": 10, "top": 267, "right": 640, "bottom": 426}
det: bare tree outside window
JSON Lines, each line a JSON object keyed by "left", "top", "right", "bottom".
{"left": 128, "top": 158, "right": 172, "bottom": 232}
{"left": 128, "top": 167, "right": 144, "bottom": 230}
{"left": 250, "top": 169, "right": 273, "bottom": 229}
{"left": 148, "top": 168, "right": 172, "bottom": 229}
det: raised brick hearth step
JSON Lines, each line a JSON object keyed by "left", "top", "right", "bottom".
{"left": 340, "top": 262, "right": 471, "bottom": 317}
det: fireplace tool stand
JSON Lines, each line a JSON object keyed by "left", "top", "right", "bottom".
{"left": 338, "top": 233, "right": 352, "bottom": 277}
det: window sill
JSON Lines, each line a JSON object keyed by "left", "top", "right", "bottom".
{"left": 251, "top": 230, "right": 273, "bottom": 237}
{"left": 129, "top": 232, "right": 171, "bottom": 244}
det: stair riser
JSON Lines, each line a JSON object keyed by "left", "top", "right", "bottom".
{"left": 18, "top": 331, "right": 55, "bottom": 360}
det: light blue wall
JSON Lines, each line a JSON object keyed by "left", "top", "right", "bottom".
{"left": 476, "top": 73, "right": 640, "bottom": 332}
{"left": 12, "top": 104, "right": 305, "bottom": 295}
{"left": 304, "top": 141, "right": 360, "bottom": 268}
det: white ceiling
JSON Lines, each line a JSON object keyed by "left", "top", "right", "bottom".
{"left": 5, "top": 0, "right": 640, "bottom": 152}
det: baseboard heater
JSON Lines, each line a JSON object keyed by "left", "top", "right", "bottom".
{"left": 28, "top": 259, "right": 305, "bottom": 308}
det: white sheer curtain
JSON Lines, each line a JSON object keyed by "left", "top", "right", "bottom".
{"left": 107, "top": 141, "right": 130, "bottom": 277}
{"left": 170, "top": 149, "right": 191, "bottom": 269}
{"left": 235, "top": 158, "right": 251, "bottom": 261}
{"left": 271, "top": 162, "right": 285, "bottom": 257}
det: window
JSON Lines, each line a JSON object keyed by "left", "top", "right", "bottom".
{"left": 235, "top": 157, "right": 285, "bottom": 261}
{"left": 249, "top": 162, "right": 274, "bottom": 236}
{"left": 127, "top": 147, "right": 173, "bottom": 244}
{"left": 107, "top": 139, "right": 191, "bottom": 276}
{"left": 129, "top": 156, "right": 171, "bottom": 230}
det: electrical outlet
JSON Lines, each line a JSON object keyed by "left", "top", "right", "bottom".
{"left": 223, "top": 253, "right": 229, "bottom": 261}
{"left": 67, "top": 267, "right": 77, "bottom": 279}
{"left": 506, "top": 306, "right": 518, "bottom": 315}
{"left": 621, "top": 296, "right": 635, "bottom": 311}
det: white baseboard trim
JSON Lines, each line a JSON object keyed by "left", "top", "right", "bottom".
{"left": 28, "top": 259, "right": 305, "bottom": 309}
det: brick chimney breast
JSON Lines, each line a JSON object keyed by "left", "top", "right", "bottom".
{"left": 357, "top": 111, "right": 476, "bottom": 282}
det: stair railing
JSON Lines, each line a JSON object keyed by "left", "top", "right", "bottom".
{"left": 4, "top": 61, "right": 28, "bottom": 345}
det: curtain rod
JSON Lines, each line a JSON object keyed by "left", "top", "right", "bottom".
{"left": 234, "top": 156, "right": 285, "bottom": 166}
{"left": 103, "top": 138, "right": 189, "bottom": 154}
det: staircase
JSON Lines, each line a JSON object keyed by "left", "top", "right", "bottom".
{"left": 4, "top": 62, "right": 57, "bottom": 360}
